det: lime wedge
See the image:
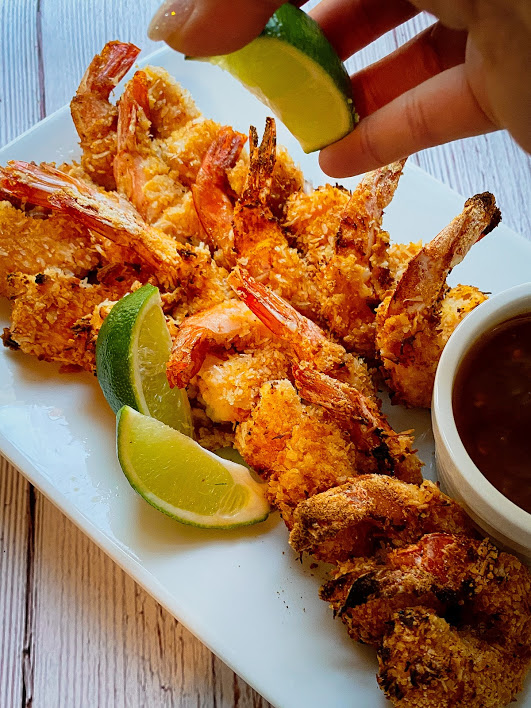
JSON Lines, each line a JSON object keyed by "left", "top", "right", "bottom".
{"left": 96, "top": 284, "right": 193, "bottom": 436}
{"left": 117, "top": 406, "right": 270, "bottom": 528}
{"left": 195, "top": 4, "right": 356, "bottom": 152}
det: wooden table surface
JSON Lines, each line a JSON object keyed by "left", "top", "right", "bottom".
{"left": 1, "top": 2, "right": 530, "bottom": 706}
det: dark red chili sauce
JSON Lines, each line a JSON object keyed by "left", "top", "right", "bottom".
{"left": 452, "top": 313, "right": 531, "bottom": 514}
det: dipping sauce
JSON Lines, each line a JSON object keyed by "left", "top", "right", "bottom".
{"left": 453, "top": 313, "right": 531, "bottom": 514}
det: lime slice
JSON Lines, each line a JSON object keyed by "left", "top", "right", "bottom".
{"left": 117, "top": 406, "right": 270, "bottom": 528}
{"left": 96, "top": 284, "right": 193, "bottom": 436}
{"left": 194, "top": 4, "right": 356, "bottom": 153}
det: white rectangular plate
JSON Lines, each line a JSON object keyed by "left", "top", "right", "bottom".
{"left": 1, "top": 47, "right": 530, "bottom": 708}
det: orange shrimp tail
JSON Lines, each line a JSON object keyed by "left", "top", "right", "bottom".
{"left": 114, "top": 70, "right": 152, "bottom": 209}
{"left": 117, "top": 70, "right": 151, "bottom": 150}
{"left": 166, "top": 327, "right": 209, "bottom": 389}
{"left": 75, "top": 41, "right": 140, "bottom": 99}
{"left": 0, "top": 160, "right": 91, "bottom": 209}
{"left": 192, "top": 126, "right": 246, "bottom": 256}
{"left": 388, "top": 192, "right": 501, "bottom": 318}
{"left": 228, "top": 266, "right": 300, "bottom": 339}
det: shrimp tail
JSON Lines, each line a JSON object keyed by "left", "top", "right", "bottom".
{"left": 114, "top": 70, "right": 152, "bottom": 209}
{"left": 191, "top": 126, "right": 246, "bottom": 261}
{"left": 388, "top": 192, "right": 501, "bottom": 319}
{"left": 336, "top": 159, "right": 406, "bottom": 258}
{"left": 228, "top": 266, "right": 345, "bottom": 371}
{"left": 293, "top": 364, "right": 422, "bottom": 483}
{"left": 73, "top": 41, "right": 140, "bottom": 106}
{"left": 166, "top": 327, "right": 209, "bottom": 388}
{"left": 241, "top": 117, "right": 276, "bottom": 205}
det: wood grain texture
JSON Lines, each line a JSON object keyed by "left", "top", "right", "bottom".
{"left": 0, "top": 1, "right": 530, "bottom": 707}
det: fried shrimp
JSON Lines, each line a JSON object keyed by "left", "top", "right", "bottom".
{"left": 0, "top": 161, "right": 228, "bottom": 302}
{"left": 70, "top": 41, "right": 140, "bottom": 190}
{"left": 0, "top": 200, "right": 99, "bottom": 297}
{"left": 376, "top": 193, "right": 500, "bottom": 407}
{"left": 289, "top": 475, "right": 475, "bottom": 562}
{"left": 321, "top": 534, "right": 500, "bottom": 645}
{"left": 232, "top": 119, "right": 318, "bottom": 315}
{"left": 317, "top": 161, "right": 405, "bottom": 357}
{"left": 166, "top": 300, "right": 291, "bottom": 423}
{"left": 235, "top": 379, "right": 358, "bottom": 526}
{"left": 192, "top": 126, "right": 247, "bottom": 267}
{"left": 3, "top": 268, "right": 135, "bottom": 370}
{"left": 293, "top": 366, "right": 422, "bottom": 482}
{"left": 227, "top": 267, "right": 375, "bottom": 396}
{"left": 378, "top": 546, "right": 531, "bottom": 707}
{"left": 114, "top": 68, "right": 209, "bottom": 234}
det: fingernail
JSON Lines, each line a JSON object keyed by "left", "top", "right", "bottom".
{"left": 148, "top": 0, "right": 193, "bottom": 49}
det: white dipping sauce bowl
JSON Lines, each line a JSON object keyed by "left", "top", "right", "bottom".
{"left": 432, "top": 282, "right": 531, "bottom": 562}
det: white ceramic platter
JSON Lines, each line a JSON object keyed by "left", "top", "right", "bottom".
{"left": 1, "top": 47, "right": 530, "bottom": 708}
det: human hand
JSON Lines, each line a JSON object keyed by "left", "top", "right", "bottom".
{"left": 148, "top": 0, "right": 531, "bottom": 177}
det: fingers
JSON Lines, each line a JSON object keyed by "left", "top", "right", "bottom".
{"left": 351, "top": 22, "right": 467, "bottom": 118}
{"left": 319, "top": 63, "right": 497, "bottom": 178}
{"left": 310, "top": 0, "right": 419, "bottom": 61}
{"left": 148, "top": 0, "right": 291, "bottom": 56}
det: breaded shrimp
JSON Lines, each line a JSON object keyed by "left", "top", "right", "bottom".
{"left": 377, "top": 544, "right": 531, "bottom": 707}
{"left": 376, "top": 193, "right": 500, "bottom": 407}
{"left": 289, "top": 475, "right": 476, "bottom": 562}
{"left": 228, "top": 266, "right": 346, "bottom": 374}
{"left": 114, "top": 68, "right": 209, "bottom": 234}
{"left": 3, "top": 268, "right": 135, "bottom": 371}
{"left": 293, "top": 366, "right": 422, "bottom": 482}
{"left": 192, "top": 126, "right": 247, "bottom": 267}
{"left": 317, "top": 161, "right": 405, "bottom": 357}
{"left": 320, "top": 534, "right": 501, "bottom": 646}
{"left": 0, "top": 161, "right": 229, "bottom": 304}
{"left": 283, "top": 184, "right": 351, "bottom": 266}
{"left": 0, "top": 200, "right": 99, "bottom": 297}
{"left": 235, "top": 379, "right": 358, "bottom": 527}
{"left": 379, "top": 606, "right": 530, "bottom": 708}
{"left": 232, "top": 119, "right": 319, "bottom": 315}
{"left": 166, "top": 300, "right": 291, "bottom": 422}
{"left": 70, "top": 41, "right": 140, "bottom": 190}
{"left": 227, "top": 266, "right": 376, "bottom": 397}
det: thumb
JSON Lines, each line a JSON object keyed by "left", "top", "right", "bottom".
{"left": 148, "top": 0, "right": 288, "bottom": 56}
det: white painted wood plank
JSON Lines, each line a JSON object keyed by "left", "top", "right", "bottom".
{"left": 0, "top": 0, "right": 42, "bottom": 143}
{"left": 0, "top": 458, "right": 29, "bottom": 707}
{"left": 39, "top": 0, "right": 161, "bottom": 114}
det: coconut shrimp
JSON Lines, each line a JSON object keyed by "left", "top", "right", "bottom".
{"left": 376, "top": 541, "right": 531, "bottom": 707}
{"left": 70, "top": 41, "right": 140, "bottom": 190}
{"left": 227, "top": 266, "right": 375, "bottom": 394}
{"left": 0, "top": 161, "right": 229, "bottom": 307}
{"left": 321, "top": 534, "right": 530, "bottom": 660}
{"left": 235, "top": 378, "right": 360, "bottom": 527}
{"left": 289, "top": 475, "right": 476, "bottom": 563}
{"left": 191, "top": 126, "right": 247, "bottom": 268}
{"left": 0, "top": 199, "right": 100, "bottom": 297}
{"left": 3, "top": 268, "right": 136, "bottom": 371}
{"left": 228, "top": 267, "right": 421, "bottom": 480}
{"left": 165, "top": 299, "right": 291, "bottom": 423}
{"left": 376, "top": 193, "right": 501, "bottom": 408}
{"left": 317, "top": 161, "right": 406, "bottom": 357}
{"left": 231, "top": 119, "right": 319, "bottom": 315}
{"left": 293, "top": 366, "right": 422, "bottom": 482}
{"left": 114, "top": 68, "right": 214, "bottom": 236}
